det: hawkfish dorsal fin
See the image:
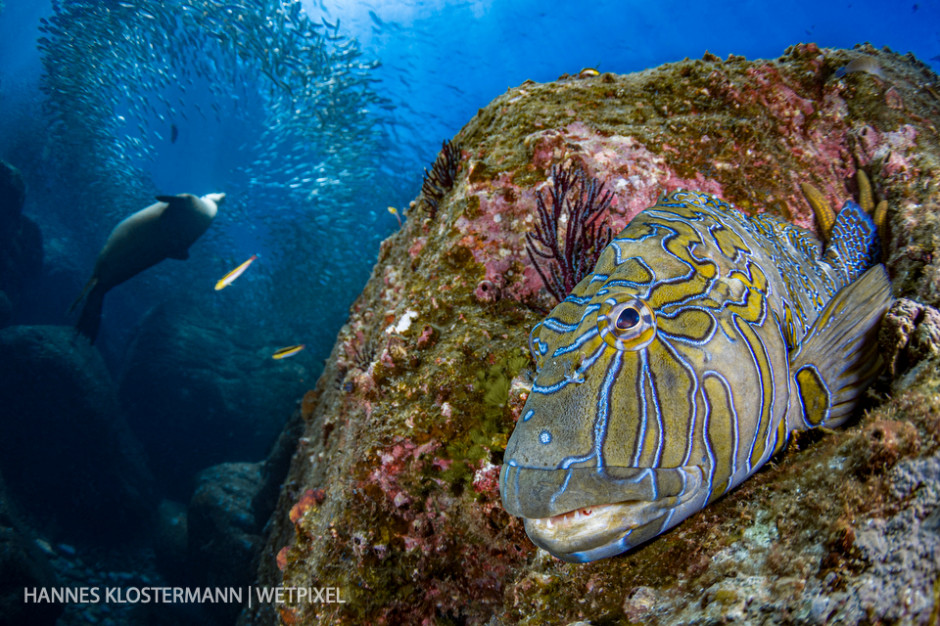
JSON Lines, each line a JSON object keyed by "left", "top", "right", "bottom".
{"left": 824, "top": 200, "right": 880, "bottom": 284}
{"left": 789, "top": 264, "right": 892, "bottom": 429}
{"left": 800, "top": 182, "right": 835, "bottom": 243}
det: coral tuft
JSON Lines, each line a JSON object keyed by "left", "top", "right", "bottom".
{"left": 421, "top": 139, "right": 462, "bottom": 218}
{"left": 288, "top": 488, "right": 325, "bottom": 524}
{"left": 525, "top": 164, "right": 613, "bottom": 302}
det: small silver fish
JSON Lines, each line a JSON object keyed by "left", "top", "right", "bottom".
{"left": 500, "top": 190, "right": 891, "bottom": 562}
{"left": 834, "top": 56, "right": 885, "bottom": 79}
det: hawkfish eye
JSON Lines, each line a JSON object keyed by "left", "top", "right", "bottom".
{"left": 615, "top": 306, "right": 640, "bottom": 330}
{"left": 598, "top": 297, "right": 656, "bottom": 351}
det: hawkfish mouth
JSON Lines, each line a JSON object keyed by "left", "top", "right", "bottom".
{"left": 499, "top": 463, "right": 706, "bottom": 562}
{"left": 523, "top": 496, "right": 682, "bottom": 562}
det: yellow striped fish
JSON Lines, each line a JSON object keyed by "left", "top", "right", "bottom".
{"left": 272, "top": 344, "right": 305, "bottom": 360}
{"left": 500, "top": 190, "right": 891, "bottom": 562}
{"left": 214, "top": 255, "right": 257, "bottom": 291}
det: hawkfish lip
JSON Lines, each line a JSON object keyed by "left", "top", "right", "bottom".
{"left": 522, "top": 497, "right": 675, "bottom": 561}
{"left": 500, "top": 463, "right": 704, "bottom": 519}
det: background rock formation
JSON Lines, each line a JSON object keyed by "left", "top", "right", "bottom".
{"left": 119, "top": 299, "right": 312, "bottom": 499}
{"left": 0, "top": 160, "right": 41, "bottom": 328}
{"left": 243, "top": 44, "right": 940, "bottom": 625}
{"left": 0, "top": 325, "right": 155, "bottom": 541}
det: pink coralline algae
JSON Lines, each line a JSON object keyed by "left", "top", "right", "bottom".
{"left": 367, "top": 437, "right": 440, "bottom": 510}
{"left": 461, "top": 123, "right": 729, "bottom": 302}
{"left": 243, "top": 44, "right": 940, "bottom": 626}
{"left": 472, "top": 461, "right": 500, "bottom": 495}
{"left": 745, "top": 65, "right": 817, "bottom": 135}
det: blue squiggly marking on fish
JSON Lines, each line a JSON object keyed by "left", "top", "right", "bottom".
{"left": 500, "top": 190, "right": 892, "bottom": 562}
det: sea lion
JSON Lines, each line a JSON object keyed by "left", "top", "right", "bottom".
{"left": 70, "top": 192, "right": 224, "bottom": 343}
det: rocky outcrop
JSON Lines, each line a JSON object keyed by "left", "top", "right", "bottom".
{"left": 119, "top": 299, "right": 312, "bottom": 498}
{"left": 0, "top": 160, "right": 25, "bottom": 235}
{"left": 188, "top": 462, "right": 265, "bottom": 624}
{"left": 0, "top": 475, "right": 62, "bottom": 626}
{"left": 0, "top": 160, "right": 42, "bottom": 324}
{"left": 0, "top": 325, "right": 154, "bottom": 539}
{"left": 150, "top": 412, "right": 304, "bottom": 622}
{"left": 243, "top": 44, "right": 940, "bottom": 624}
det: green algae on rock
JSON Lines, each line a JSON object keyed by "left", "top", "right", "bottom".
{"left": 240, "top": 44, "right": 940, "bottom": 625}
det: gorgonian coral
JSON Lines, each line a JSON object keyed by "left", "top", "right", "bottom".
{"left": 526, "top": 165, "right": 613, "bottom": 302}
{"left": 421, "top": 139, "right": 461, "bottom": 218}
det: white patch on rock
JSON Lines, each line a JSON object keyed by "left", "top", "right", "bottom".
{"left": 387, "top": 309, "right": 419, "bottom": 334}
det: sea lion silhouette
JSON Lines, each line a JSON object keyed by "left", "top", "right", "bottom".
{"left": 70, "top": 192, "right": 224, "bottom": 343}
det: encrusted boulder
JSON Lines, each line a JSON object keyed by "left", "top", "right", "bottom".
{"left": 243, "top": 45, "right": 940, "bottom": 625}
{"left": 0, "top": 474, "right": 62, "bottom": 626}
{"left": 0, "top": 325, "right": 154, "bottom": 540}
{"left": 0, "top": 160, "right": 42, "bottom": 318}
{"left": 0, "top": 160, "right": 25, "bottom": 234}
{"left": 188, "top": 462, "right": 264, "bottom": 624}
{"left": 153, "top": 499, "right": 189, "bottom": 585}
{"left": 119, "top": 299, "right": 312, "bottom": 498}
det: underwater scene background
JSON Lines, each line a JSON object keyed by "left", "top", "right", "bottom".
{"left": 1, "top": 1, "right": 939, "bottom": 625}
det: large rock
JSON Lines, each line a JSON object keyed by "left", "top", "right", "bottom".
{"left": 14, "top": 234, "right": 86, "bottom": 329}
{"left": 0, "top": 291, "right": 11, "bottom": 329}
{"left": 0, "top": 160, "right": 25, "bottom": 234}
{"left": 152, "top": 411, "right": 304, "bottom": 621}
{"left": 243, "top": 45, "right": 940, "bottom": 624}
{"left": 188, "top": 462, "right": 264, "bottom": 624}
{"left": 119, "top": 299, "right": 311, "bottom": 498}
{"left": 153, "top": 499, "right": 189, "bottom": 585}
{"left": 0, "top": 161, "right": 41, "bottom": 318}
{"left": 0, "top": 325, "right": 154, "bottom": 539}
{"left": 0, "top": 474, "right": 62, "bottom": 626}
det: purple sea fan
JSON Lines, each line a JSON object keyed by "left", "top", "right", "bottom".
{"left": 421, "top": 139, "right": 462, "bottom": 218}
{"left": 525, "top": 164, "right": 614, "bottom": 303}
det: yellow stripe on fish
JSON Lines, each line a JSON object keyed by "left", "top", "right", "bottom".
{"left": 272, "top": 344, "right": 305, "bottom": 359}
{"left": 215, "top": 255, "right": 257, "bottom": 290}
{"left": 500, "top": 190, "right": 891, "bottom": 562}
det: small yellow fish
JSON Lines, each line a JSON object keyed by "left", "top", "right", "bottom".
{"left": 388, "top": 206, "right": 402, "bottom": 227}
{"left": 578, "top": 67, "right": 600, "bottom": 78}
{"left": 214, "top": 255, "right": 257, "bottom": 290}
{"left": 272, "top": 344, "right": 305, "bottom": 359}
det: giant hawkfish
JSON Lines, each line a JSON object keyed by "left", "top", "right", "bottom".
{"left": 500, "top": 189, "right": 892, "bottom": 562}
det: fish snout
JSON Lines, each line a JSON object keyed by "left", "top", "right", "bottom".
{"left": 499, "top": 463, "right": 703, "bottom": 519}
{"left": 205, "top": 192, "right": 226, "bottom": 206}
{"left": 500, "top": 463, "right": 707, "bottom": 561}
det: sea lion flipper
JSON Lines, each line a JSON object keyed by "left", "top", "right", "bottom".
{"left": 74, "top": 281, "right": 106, "bottom": 343}
{"left": 167, "top": 247, "right": 190, "bottom": 261}
{"left": 68, "top": 277, "right": 98, "bottom": 314}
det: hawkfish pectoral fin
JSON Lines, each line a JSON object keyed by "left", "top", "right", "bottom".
{"left": 789, "top": 264, "right": 892, "bottom": 429}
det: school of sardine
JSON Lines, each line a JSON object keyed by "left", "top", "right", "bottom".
{"left": 34, "top": 0, "right": 420, "bottom": 336}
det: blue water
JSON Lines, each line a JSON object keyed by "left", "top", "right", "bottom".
{"left": 0, "top": 1, "right": 936, "bottom": 624}
{"left": 341, "top": 0, "right": 939, "bottom": 156}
